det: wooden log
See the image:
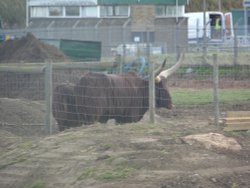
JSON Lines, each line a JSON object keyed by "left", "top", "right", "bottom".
{"left": 226, "top": 111, "right": 250, "bottom": 118}
{"left": 0, "top": 61, "right": 116, "bottom": 73}
{"left": 0, "top": 65, "right": 44, "bottom": 73}
{"left": 223, "top": 117, "right": 250, "bottom": 124}
{"left": 221, "top": 111, "right": 250, "bottom": 131}
{"left": 224, "top": 122, "right": 250, "bottom": 131}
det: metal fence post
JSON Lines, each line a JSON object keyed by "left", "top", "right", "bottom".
{"left": 202, "top": 0, "right": 207, "bottom": 64}
{"left": 121, "top": 27, "right": 126, "bottom": 73}
{"left": 233, "top": 25, "right": 238, "bottom": 66}
{"left": 45, "top": 60, "right": 53, "bottom": 135}
{"left": 213, "top": 54, "right": 220, "bottom": 126}
{"left": 147, "top": 30, "right": 155, "bottom": 124}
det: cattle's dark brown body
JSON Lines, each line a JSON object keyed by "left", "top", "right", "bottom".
{"left": 73, "top": 71, "right": 173, "bottom": 125}
{"left": 52, "top": 55, "right": 184, "bottom": 130}
{"left": 52, "top": 83, "right": 81, "bottom": 131}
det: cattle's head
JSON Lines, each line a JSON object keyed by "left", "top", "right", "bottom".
{"left": 154, "top": 54, "right": 184, "bottom": 109}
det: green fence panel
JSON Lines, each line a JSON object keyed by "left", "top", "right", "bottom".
{"left": 40, "top": 39, "right": 61, "bottom": 48}
{"left": 59, "top": 39, "right": 101, "bottom": 62}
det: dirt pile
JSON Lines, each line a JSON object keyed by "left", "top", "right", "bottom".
{"left": 0, "top": 33, "right": 70, "bottom": 63}
{"left": 183, "top": 132, "right": 242, "bottom": 151}
{"left": 0, "top": 98, "right": 57, "bottom": 136}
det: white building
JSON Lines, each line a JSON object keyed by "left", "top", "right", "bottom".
{"left": 26, "top": 0, "right": 189, "bottom": 55}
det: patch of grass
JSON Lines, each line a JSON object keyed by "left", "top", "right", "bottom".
{"left": 98, "top": 167, "right": 134, "bottom": 180}
{"left": 0, "top": 141, "right": 34, "bottom": 170}
{"left": 231, "top": 182, "right": 239, "bottom": 188}
{"left": 76, "top": 166, "right": 135, "bottom": 181}
{"left": 129, "top": 123, "right": 158, "bottom": 131}
{"left": 172, "top": 88, "right": 213, "bottom": 105}
{"left": 172, "top": 88, "right": 250, "bottom": 106}
{"left": 219, "top": 89, "right": 250, "bottom": 103}
{"left": 97, "top": 143, "right": 111, "bottom": 151}
{"left": 160, "top": 149, "right": 169, "bottom": 155}
{"left": 77, "top": 167, "right": 97, "bottom": 180}
{"left": 29, "top": 181, "right": 45, "bottom": 188}
{"left": 0, "top": 156, "right": 27, "bottom": 170}
{"left": 177, "top": 65, "right": 250, "bottom": 78}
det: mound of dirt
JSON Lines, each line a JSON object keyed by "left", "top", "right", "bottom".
{"left": 0, "top": 33, "right": 70, "bottom": 63}
{"left": 0, "top": 98, "right": 57, "bottom": 136}
{"left": 0, "top": 99, "right": 249, "bottom": 188}
{"left": 183, "top": 133, "right": 242, "bottom": 151}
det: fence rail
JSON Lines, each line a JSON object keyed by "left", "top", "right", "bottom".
{"left": 1, "top": 51, "right": 250, "bottom": 135}
{"left": 3, "top": 26, "right": 250, "bottom": 57}
{"left": 0, "top": 27, "right": 250, "bottom": 135}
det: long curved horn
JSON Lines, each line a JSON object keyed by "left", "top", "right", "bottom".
{"left": 154, "top": 57, "right": 167, "bottom": 77}
{"left": 142, "top": 58, "right": 166, "bottom": 81}
{"left": 155, "top": 53, "right": 184, "bottom": 83}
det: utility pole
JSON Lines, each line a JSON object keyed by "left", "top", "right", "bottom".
{"left": 218, "top": 0, "right": 221, "bottom": 12}
{"left": 202, "top": 0, "right": 207, "bottom": 64}
{"left": 243, "top": 0, "right": 249, "bottom": 37}
{"left": 176, "top": 0, "right": 179, "bottom": 23}
{"left": 26, "top": 0, "right": 29, "bottom": 27}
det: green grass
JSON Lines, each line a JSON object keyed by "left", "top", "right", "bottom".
{"left": 76, "top": 166, "right": 135, "bottom": 181}
{"left": 172, "top": 88, "right": 250, "bottom": 106}
{"left": 219, "top": 89, "right": 250, "bottom": 103}
{"left": 98, "top": 167, "right": 134, "bottom": 180}
{"left": 172, "top": 88, "right": 213, "bottom": 105}
{"left": 29, "top": 181, "right": 45, "bottom": 188}
{"left": 0, "top": 156, "right": 27, "bottom": 170}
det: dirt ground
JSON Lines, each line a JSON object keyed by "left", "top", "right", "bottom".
{"left": 0, "top": 98, "right": 249, "bottom": 188}
{"left": 1, "top": 32, "right": 249, "bottom": 187}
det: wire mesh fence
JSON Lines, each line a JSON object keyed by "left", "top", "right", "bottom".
{"left": 0, "top": 27, "right": 250, "bottom": 136}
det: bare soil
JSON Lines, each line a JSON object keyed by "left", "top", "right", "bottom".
{"left": 0, "top": 28, "right": 249, "bottom": 188}
{"left": 0, "top": 98, "right": 249, "bottom": 188}
{"left": 0, "top": 33, "right": 70, "bottom": 63}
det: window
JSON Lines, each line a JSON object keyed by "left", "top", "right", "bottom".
{"left": 155, "top": 6, "right": 165, "bottom": 17}
{"left": 49, "top": 7, "right": 63, "bottom": 17}
{"left": 82, "top": 6, "right": 98, "bottom": 17}
{"left": 132, "top": 32, "right": 155, "bottom": 43}
{"left": 100, "top": 6, "right": 129, "bottom": 17}
{"left": 66, "top": 6, "right": 80, "bottom": 17}
{"left": 115, "top": 6, "right": 129, "bottom": 16}
{"left": 166, "top": 6, "right": 176, "bottom": 17}
{"left": 155, "top": 5, "right": 184, "bottom": 17}
{"left": 30, "top": 7, "right": 48, "bottom": 17}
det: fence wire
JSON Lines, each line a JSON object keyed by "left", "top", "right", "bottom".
{"left": 0, "top": 28, "right": 250, "bottom": 135}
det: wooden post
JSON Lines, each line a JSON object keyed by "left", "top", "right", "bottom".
{"left": 213, "top": 54, "right": 220, "bottom": 126}
{"left": 147, "top": 30, "right": 155, "bottom": 124}
{"left": 45, "top": 60, "right": 53, "bottom": 135}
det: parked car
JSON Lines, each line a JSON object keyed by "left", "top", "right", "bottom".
{"left": 111, "top": 43, "right": 162, "bottom": 56}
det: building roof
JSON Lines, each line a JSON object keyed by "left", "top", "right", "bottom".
{"left": 29, "top": 0, "right": 97, "bottom": 6}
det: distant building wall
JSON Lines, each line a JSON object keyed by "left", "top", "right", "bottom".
{"left": 27, "top": 1, "right": 188, "bottom": 56}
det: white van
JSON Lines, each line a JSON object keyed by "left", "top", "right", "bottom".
{"left": 185, "top": 11, "right": 226, "bottom": 43}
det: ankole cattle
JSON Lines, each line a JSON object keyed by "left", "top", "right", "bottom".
{"left": 53, "top": 54, "right": 184, "bottom": 130}
{"left": 52, "top": 83, "right": 81, "bottom": 131}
